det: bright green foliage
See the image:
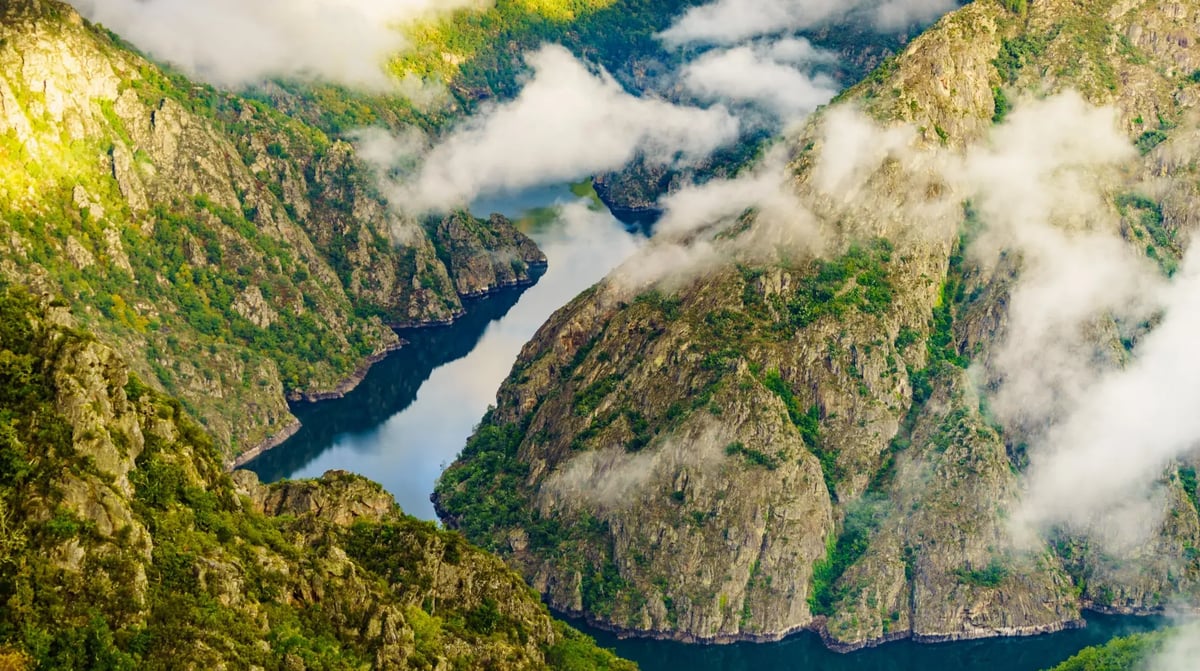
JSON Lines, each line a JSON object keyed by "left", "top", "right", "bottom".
{"left": 1116, "top": 192, "right": 1176, "bottom": 275}
{"left": 434, "top": 419, "right": 530, "bottom": 550}
{"left": 994, "top": 33, "right": 1051, "bottom": 83}
{"left": 1179, "top": 466, "right": 1199, "bottom": 514}
{"left": 546, "top": 622, "right": 637, "bottom": 671}
{"left": 1046, "top": 630, "right": 1171, "bottom": 671}
{"left": 782, "top": 239, "right": 896, "bottom": 331}
{"left": 394, "top": 0, "right": 700, "bottom": 104}
{"left": 1137, "top": 129, "right": 1168, "bottom": 154}
{"left": 992, "top": 86, "right": 1011, "bottom": 123}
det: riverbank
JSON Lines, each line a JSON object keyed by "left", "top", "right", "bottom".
{"left": 568, "top": 611, "right": 1172, "bottom": 671}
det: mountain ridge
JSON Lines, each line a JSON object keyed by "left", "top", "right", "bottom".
{"left": 0, "top": 0, "right": 546, "bottom": 462}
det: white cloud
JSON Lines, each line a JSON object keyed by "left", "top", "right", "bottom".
{"left": 679, "top": 41, "right": 839, "bottom": 121}
{"left": 1149, "top": 624, "right": 1200, "bottom": 671}
{"left": 396, "top": 45, "right": 740, "bottom": 212}
{"left": 69, "top": 0, "right": 486, "bottom": 89}
{"left": 934, "top": 92, "right": 1200, "bottom": 551}
{"left": 658, "top": 0, "right": 958, "bottom": 46}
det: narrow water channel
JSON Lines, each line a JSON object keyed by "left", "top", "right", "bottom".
{"left": 244, "top": 188, "right": 1169, "bottom": 669}
{"left": 246, "top": 190, "right": 641, "bottom": 518}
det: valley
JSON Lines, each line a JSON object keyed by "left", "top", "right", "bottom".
{"left": 0, "top": 0, "right": 1196, "bottom": 668}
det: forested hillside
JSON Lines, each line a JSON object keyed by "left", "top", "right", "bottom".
{"left": 0, "top": 283, "right": 633, "bottom": 669}
{"left": 0, "top": 0, "right": 544, "bottom": 460}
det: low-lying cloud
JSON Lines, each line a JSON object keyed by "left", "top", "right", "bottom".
{"left": 383, "top": 45, "right": 740, "bottom": 212}
{"left": 659, "top": 0, "right": 959, "bottom": 46}
{"left": 679, "top": 39, "right": 839, "bottom": 122}
{"left": 606, "top": 88, "right": 1199, "bottom": 558}
{"left": 1149, "top": 624, "right": 1200, "bottom": 671}
{"left": 943, "top": 94, "right": 1200, "bottom": 547}
{"left": 69, "top": 0, "right": 484, "bottom": 89}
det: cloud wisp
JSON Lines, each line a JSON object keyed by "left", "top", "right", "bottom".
{"left": 659, "top": 0, "right": 959, "bottom": 46}
{"left": 679, "top": 39, "right": 840, "bottom": 123}
{"left": 69, "top": 0, "right": 485, "bottom": 89}
{"left": 372, "top": 45, "right": 741, "bottom": 213}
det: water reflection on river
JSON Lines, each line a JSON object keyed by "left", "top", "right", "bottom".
{"left": 247, "top": 194, "right": 641, "bottom": 518}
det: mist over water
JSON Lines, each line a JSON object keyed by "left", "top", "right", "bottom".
{"left": 246, "top": 190, "right": 641, "bottom": 519}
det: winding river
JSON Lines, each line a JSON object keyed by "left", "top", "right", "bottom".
{"left": 244, "top": 188, "right": 1167, "bottom": 670}
{"left": 247, "top": 188, "right": 642, "bottom": 518}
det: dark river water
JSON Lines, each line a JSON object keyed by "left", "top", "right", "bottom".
{"left": 244, "top": 187, "right": 1168, "bottom": 670}
{"left": 247, "top": 189, "right": 642, "bottom": 518}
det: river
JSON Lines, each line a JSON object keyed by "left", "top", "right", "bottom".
{"left": 246, "top": 188, "right": 642, "bottom": 518}
{"left": 244, "top": 187, "right": 1167, "bottom": 670}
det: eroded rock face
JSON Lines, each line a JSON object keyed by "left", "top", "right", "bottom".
{"left": 433, "top": 212, "right": 548, "bottom": 298}
{"left": 438, "top": 0, "right": 1200, "bottom": 650}
{"left": 0, "top": 0, "right": 547, "bottom": 461}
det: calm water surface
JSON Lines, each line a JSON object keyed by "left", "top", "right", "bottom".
{"left": 245, "top": 188, "right": 1170, "bottom": 668}
{"left": 573, "top": 613, "right": 1168, "bottom": 671}
{"left": 247, "top": 191, "right": 641, "bottom": 518}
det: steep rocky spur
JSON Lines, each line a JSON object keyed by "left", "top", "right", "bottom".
{"left": 437, "top": 0, "right": 1200, "bottom": 650}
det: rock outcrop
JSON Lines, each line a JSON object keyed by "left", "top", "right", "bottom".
{"left": 433, "top": 212, "right": 548, "bottom": 298}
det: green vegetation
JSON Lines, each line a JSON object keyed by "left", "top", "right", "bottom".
{"left": 724, "top": 441, "right": 784, "bottom": 470}
{"left": 394, "top": 0, "right": 699, "bottom": 105}
{"left": 0, "top": 286, "right": 634, "bottom": 669}
{"left": 954, "top": 559, "right": 1009, "bottom": 587}
{"left": 994, "top": 33, "right": 1051, "bottom": 84}
{"left": 760, "top": 369, "right": 841, "bottom": 496}
{"left": 1116, "top": 192, "right": 1176, "bottom": 275}
{"left": 1136, "top": 129, "right": 1168, "bottom": 154}
{"left": 1046, "top": 630, "right": 1172, "bottom": 671}
{"left": 570, "top": 178, "right": 607, "bottom": 211}
{"left": 1179, "top": 466, "right": 1199, "bottom": 514}
{"left": 780, "top": 239, "right": 896, "bottom": 331}
{"left": 808, "top": 502, "right": 881, "bottom": 616}
{"left": 992, "top": 86, "right": 1011, "bottom": 124}
{"left": 434, "top": 418, "right": 530, "bottom": 550}
{"left": 575, "top": 375, "right": 624, "bottom": 415}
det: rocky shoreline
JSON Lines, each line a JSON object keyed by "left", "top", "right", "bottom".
{"left": 229, "top": 265, "right": 550, "bottom": 470}
{"left": 286, "top": 341, "right": 408, "bottom": 404}
{"left": 230, "top": 418, "right": 302, "bottom": 469}
{"left": 229, "top": 341, "right": 406, "bottom": 469}
{"left": 557, "top": 608, "right": 1155, "bottom": 654}
{"left": 456, "top": 260, "right": 548, "bottom": 299}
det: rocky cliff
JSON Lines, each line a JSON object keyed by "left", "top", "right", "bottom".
{"left": 0, "top": 284, "right": 634, "bottom": 670}
{"left": 437, "top": 0, "right": 1200, "bottom": 650}
{"left": 433, "top": 212, "right": 548, "bottom": 298}
{"left": 0, "top": 0, "right": 544, "bottom": 461}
